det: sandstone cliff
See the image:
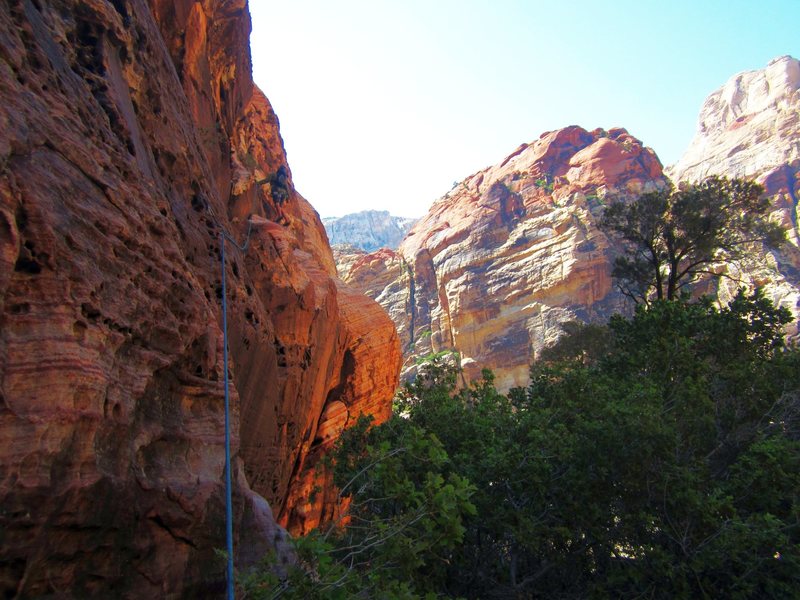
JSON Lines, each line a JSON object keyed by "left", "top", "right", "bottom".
{"left": 338, "top": 57, "right": 800, "bottom": 394}
{"left": 0, "top": 1, "right": 400, "bottom": 597}
{"left": 668, "top": 56, "right": 800, "bottom": 183}
{"left": 323, "top": 210, "right": 417, "bottom": 252}
{"left": 340, "top": 127, "right": 666, "bottom": 390}
{"left": 668, "top": 55, "right": 800, "bottom": 330}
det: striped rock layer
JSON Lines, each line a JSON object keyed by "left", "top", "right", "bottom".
{"left": 0, "top": 0, "right": 400, "bottom": 597}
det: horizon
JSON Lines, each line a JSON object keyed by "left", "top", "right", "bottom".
{"left": 249, "top": 1, "right": 800, "bottom": 219}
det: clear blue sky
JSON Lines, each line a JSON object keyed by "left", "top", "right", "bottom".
{"left": 249, "top": 1, "right": 799, "bottom": 219}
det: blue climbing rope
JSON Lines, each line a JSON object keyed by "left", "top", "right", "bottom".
{"left": 218, "top": 219, "right": 253, "bottom": 600}
{"left": 220, "top": 231, "right": 234, "bottom": 600}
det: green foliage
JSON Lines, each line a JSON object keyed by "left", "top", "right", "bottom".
{"left": 538, "top": 320, "right": 611, "bottom": 366}
{"left": 414, "top": 348, "right": 457, "bottom": 365}
{"left": 403, "top": 291, "right": 799, "bottom": 598}
{"left": 247, "top": 291, "right": 800, "bottom": 598}
{"left": 329, "top": 415, "right": 476, "bottom": 593}
{"left": 600, "top": 176, "right": 786, "bottom": 303}
{"left": 242, "top": 404, "right": 475, "bottom": 599}
{"left": 517, "top": 291, "right": 800, "bottom": 598}
{"left": 534, "top": 176, "right": 554, "bottom": 192}
{"left": 584, "top": 190, "right": 604, "bottom": 207}
{"left": 239, "top": 535, "right": 375, "bottom": 600}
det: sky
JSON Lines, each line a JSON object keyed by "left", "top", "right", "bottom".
{"left": 249, "top": 1, "right": 800, "bottom": 219}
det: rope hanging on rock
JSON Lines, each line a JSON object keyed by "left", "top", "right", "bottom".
{"left": 218, "top": 219, "right": 253, "bottom": 600}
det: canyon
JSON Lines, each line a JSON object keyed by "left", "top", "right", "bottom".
{"left": 1, "top": 0, "right": 798, "bottom": 597}
{"left": 337, "top": 56, "right": 800, "bottom": 390}
{"left": 0, "top": 0, "right": 399, "bottom": 597}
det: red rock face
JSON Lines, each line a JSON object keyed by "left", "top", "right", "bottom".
{"left": 340, "top": 89, "right": 800, "bottom": 391}
{"left": 341, "top": 127, "right": 665, "bottom": 390}
{"left": 0, "top": 0, "right": 400, "bottom": 596}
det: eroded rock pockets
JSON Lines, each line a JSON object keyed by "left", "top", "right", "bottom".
{"left": 0, "top": 0, "right": 399, "bottom": 597}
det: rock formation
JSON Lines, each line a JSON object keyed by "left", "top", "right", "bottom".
{"left": 337, "top": 56, "right": 800, "bottom": 394}
{"left": 668, "top": 56, "right": 800, "bottom": 183}
{"left": 323, "top": 210, "right": 417, "bottom": 252}
{"left": 0, "top": 0, "right": 400, "bottom": 597}
{"left": 340, "top": 127, "right": 666, "bottom": 391}
{"left": 668, "top": 55, "right": 800, "bottom": 331}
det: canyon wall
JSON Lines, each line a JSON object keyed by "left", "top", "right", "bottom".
{"left": 668, "top": 56, "right": 800, "bottom": 183}
{"left": 668, "top": 55, "right": 800, "bottom": 325}
{"left": 338, "top": 57, "right": 800, "bottom": 392}
{"left": 340, "top": 127, "right": 666, "bottom": 390}
{"left": 0, "top": 0, "right": 400, "bottom": 597}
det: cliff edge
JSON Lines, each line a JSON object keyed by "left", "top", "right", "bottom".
{"left": 0, "top": 0, "right": 400, "bottom": 596}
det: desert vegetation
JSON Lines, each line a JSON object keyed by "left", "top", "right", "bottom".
{"left": 240, "top": 177, "right": 799, "bottom": 599}
{"left": 243, "top": 287, "right": 800, "bottom": 598}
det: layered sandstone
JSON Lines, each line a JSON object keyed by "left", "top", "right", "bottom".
{"left": 341, "top": 127, "right": 666, "bottom": 390}
{"left": 668, "top": 56, "right": 800, "bottom": 330}
{"left": 336, "top": 248, "right": 415, "bottom": 350}
{"left": 338, "top": 57, "right": 800, "bottom": 394}
{"left": 0, "top": 1, "right": 400, "bottom": 597}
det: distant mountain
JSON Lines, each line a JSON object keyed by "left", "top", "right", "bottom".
{"left": 323, "top": 210, "right": 417, "bottom": 251}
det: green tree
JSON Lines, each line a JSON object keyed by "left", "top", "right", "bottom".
{"left": 244, "top": 293, "right": 800, "bottom": 599}
{"left": 600, "top": 176, "right": 785, "bottom": 303}
{"left": 517, "top": 291, "right": 800, "bottom": 598}
{"left": 401, "top": 292, "right": 800, "bottom": 598}
{"left": 328, "top": 414, "right": 476, "bottom": 596}
{"left": 241, "top": 407, "right": 475, "bottom": 600}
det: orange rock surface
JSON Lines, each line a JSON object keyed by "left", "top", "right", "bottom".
{"left": 0, "top": 0, "right": 400, "bottom": 596}
{"left": 341, "top": 83, "right": 800, "bottom": 391}
{"left": 341, "top": 126, "right": 665, "bottom": 390}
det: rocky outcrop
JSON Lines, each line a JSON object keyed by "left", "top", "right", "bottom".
{"left": 0, "top": 0, "right": 400, "bottom": 597}
{"left": 340, "top": 127, "right": 666, "bottom": 390}
{"left": 338, "top": 57, "right": 800, "bottom": 394}
{"left": 667, "top": 56, "right": 800, "bottom": 183}
{"left": 323, "top": 210, "right": 417, "bottom": 252}
{"left": 336, "top": 248, "right": 415, "bottom": 351}
{"left": 668, "top": 56, "right": 800, "bottom": 331}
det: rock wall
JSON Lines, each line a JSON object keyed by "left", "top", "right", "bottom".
{"left": 338, "top": 57, "right": 800, "bottom": 393}
{"left": 0, "top": 0, "right": 400, "bottom": 597}
{"left": 668, "top": 55, "right": 800, "bottom": 331}
{"left": 667, "top": 56, "right": 800, "bottom": 183}
{"left": 340, "top": 127, "right": 666, "bottom": 391}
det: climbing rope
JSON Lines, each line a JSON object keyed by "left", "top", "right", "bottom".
{"left": 221, "top": 218, "right": 254, "bottom": 252}
{"left": 218, "top": 217, "right": 253, "bottom": 600}
{"left": 219, "top": 230, "right": 235, "bottom": 599}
